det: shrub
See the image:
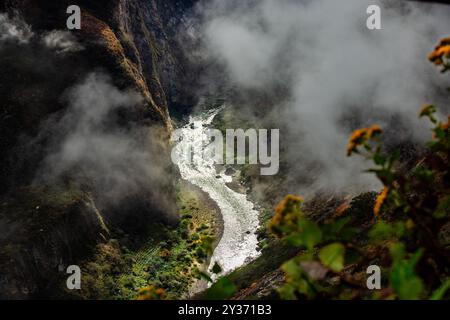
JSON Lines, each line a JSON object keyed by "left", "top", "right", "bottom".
{"left": 268, "top": 39, "right": 450, "bottom": 300}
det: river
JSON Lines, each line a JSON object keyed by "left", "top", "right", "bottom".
{"left": 171, "top": 108, "right": 261, "bottom": 280}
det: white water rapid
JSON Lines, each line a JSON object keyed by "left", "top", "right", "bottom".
{"left": 172, "top": 109, "right": 260, "bottom": 279}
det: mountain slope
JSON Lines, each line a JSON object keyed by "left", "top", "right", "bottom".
{"left": 0, "top": 0, "right": 194, "bottom": 299}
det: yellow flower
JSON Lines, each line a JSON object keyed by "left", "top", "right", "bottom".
{"left": 374, "top": 187, "right": 389, "bottom": 216}
{"left": 137, "top": 285, "right": 166, "bottom": 300}
{"left": 269, "top": 195, "right": 304, "bottom": 237}
{"left": 440, "top": 116, "right": 450, "bottom": 132}
{"left": 155, "top": 288, "right": 166, "bottom": 296}
{"left": 429, "top": 38, "right": 450, "bottom": 66}
{"left": 347, "top": 125, "right": 383, "bottom": 156}
{"left": 406, "top": 219, "right": 415, "bottom": 230}
{"left": 419, "top": 104, "right": 436, "bottom": 118}
{"left": 367, "top": 125, "right": 382, "bottom": 139}
{"left": 347, "top": 128, "right": 367, "bottom": 156}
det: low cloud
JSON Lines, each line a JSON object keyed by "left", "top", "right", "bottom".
{"left": 0, "top": 13, "right": 83, "bottom": 52}
{"left": 0, "top": 13, "right": 33, "bottom": 44}
{"left": 1, "top": 12, "right": 175, "bottom": 220}
{"left": 35, "top": 73, "right": 175, "bottom": 217}
{"left": 189, "top": 0, "right": 450, "bottom": 194}
{"left": 42, "top": 30, "right": 84, "bottom": 53}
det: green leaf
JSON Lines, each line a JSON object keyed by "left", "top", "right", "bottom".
{"left": 299, "top": 219, "right": 322, "bottom": 250}
{"left": 205, "top": 277, "right": 237, "bottom": 300}
{"left": 430, "top": 279, "right": 450, "bottom": 300}
{"left": 295, "top": 219, "right": 322, "bottom": 250}
{"left": 295, "top": 277, "right": 315, "bottom": 298}
{"left": 434, "top": 127, "right": 446, "bottom": 139}
{"left": 373, "top": 153, "right": 387, "bottom": 166}
{"left": 277, "top": 283, "right": 297, "bottom": 300}
{"left": 390, "top": 248, "right": 424, "bottom": 300}
{"left": 318, "top": 243, "right": 345, "bottom": 272}
{"left": 389, "top": 242, "right": 406, "bottom": 261}
{"left": 390, "top": 263, "right": 424, "bottom": 300}
{"left": 369, "top": 221, "right": 405, "bottom": 243}
{"left": 412, "top": 165, "right": 434, "bottom": 182}
{"left": 433, "top": 196, "right": 450, "bottom": 219}
{"left": 282, "top": 259, "right": 302, "bottom": 280}
{"left": 369, "top": 168, "right": 395, "bottom": 185}
{"left": 286, "top": 234, "right": 306, "bottom": 247}
{"left": 419, "top": 104, "right": 436, "bottom": 118}
{"left": 323, "top": 217, "right": 350, "bottom": 235}
{"left": 322, "top": 217, "right": 358, "bottom": 242}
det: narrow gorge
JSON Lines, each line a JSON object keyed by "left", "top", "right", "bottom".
{"left": 1, "top": 0, "right": 450, "bottom": 302}
{"left": 172, "top": 108, "right": 261, "bottom": 280}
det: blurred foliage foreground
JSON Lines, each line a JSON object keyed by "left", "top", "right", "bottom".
{"left": 266, "top": 38, "right": 450, "bottom": 300}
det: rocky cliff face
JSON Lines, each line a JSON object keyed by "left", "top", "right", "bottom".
{"left": 0, "top": 0, "right": 195, "bottom": 299}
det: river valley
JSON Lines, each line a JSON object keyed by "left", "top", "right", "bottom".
{"left": 172, "top": 108, "right": 261, "bottom": 281}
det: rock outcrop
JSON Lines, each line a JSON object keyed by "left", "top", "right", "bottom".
{"left": 0, "top": 0, "right": 195, "bottom": 299}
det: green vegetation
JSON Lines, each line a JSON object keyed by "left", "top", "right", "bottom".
{"left": 71, "top": 180, "right": 219, "bottom": 300}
